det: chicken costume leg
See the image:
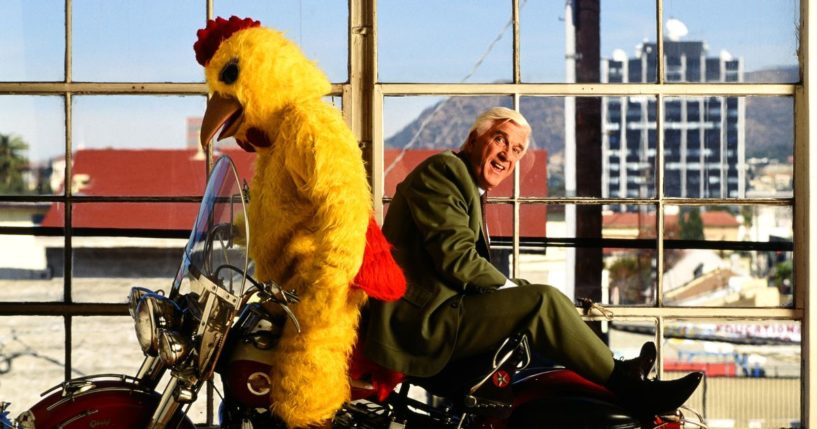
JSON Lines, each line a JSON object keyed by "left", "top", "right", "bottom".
{"left": 195, "top": 17, "right": 403, "bottom": 427}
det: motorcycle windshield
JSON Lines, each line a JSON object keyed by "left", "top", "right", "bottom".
{"left": 172, "top": 156, "right": 249, "bottom": 298}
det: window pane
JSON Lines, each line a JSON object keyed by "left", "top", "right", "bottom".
{"left": 514, "top": 204, "right": 657, "bottom": 305}
{"left": 0, "top": 316, "right": 65, "bottom": 412}
{"left": 71, "top": 202, "right": 200, "bottom": 231}
{"left": 383, "top": 96, "right": 513, "bottom": 197}
{"left": 215, "top": 0, "right": 348, "bottom": 83}
{"left": 72, "top": 2, "right": 204, "bottom": 82}
{"left": 663, "top": 0, "right": 799, "bottom": 83}
{"left": 608, "top": 320, "right": 658, "bottom": 378}
{"left": 1, "top": 0, "right": 64, "bottom": 81}
{"left": 663, "top": 320, "right": 800, "bottom": 428}
{"left": 70, "top": 235, "right": 186, "bottom": 303}
{"left": 72, "top": 316, "right": 144, "bottom": 374}
{"left": 663, "top": 205, "right": 793, "bottom": 307}
{"left": 0, "top": 233, "right": 63, "bottom": 302}
{"left": 523, "top": 96, "right": 657, "bottom": 199}
{"left": 0, "top": 96, "right": 65, "bottom": 196}
{"left": 379, "top": 1, "right": 511, "bottom": 83}
{"left": 662, "top": 96, "right": 793, "bottom": 199}
{"left": 523, "top": 0, "right": 656, "bottom": 83}
{"left": 71, "top": 96, "right": 220, "bottom": 197}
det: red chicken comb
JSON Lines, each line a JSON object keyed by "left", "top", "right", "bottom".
{"left": 194, "top": 16, "right": 261, "bottom": 66}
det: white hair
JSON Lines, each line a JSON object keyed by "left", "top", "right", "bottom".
{"left": 460, "top": 107, "right": 532, "bottom": 150}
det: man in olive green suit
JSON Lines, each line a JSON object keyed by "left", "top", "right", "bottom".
{"left": 364, "top": 107, "right": 701, "bottom": 416}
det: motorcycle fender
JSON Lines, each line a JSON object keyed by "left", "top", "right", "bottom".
{"left": 16, "top": 378, "right": 195, "bottom": 429}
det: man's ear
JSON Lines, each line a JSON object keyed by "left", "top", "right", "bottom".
{"left": 464, "top": 130, "right": 477, "bottom": 151}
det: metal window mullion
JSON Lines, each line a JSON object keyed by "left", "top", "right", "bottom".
{"left": 656, "top": 93, "right": 665, "bottom": 310}
{"left": 584, "top": 306, "right": 800, "bottom": 319}
{"left": 511, "top": 1, "right": 521, "bottom": 278}
{"left": 64, "top": 0, "right": 73, "bottom": 384}
{"left": 798, "top": 0, "right": 814, "bottom": 426}
{"left": 655, "top": 0, "right": 665, "bottom": 377}
{"left": 485, "top": 196, "right": 793, "bottom": 206}
{"left": 656, "top": 94, "right": 667, "bottom": 375}
{"left": 377, "top": 83, "right": 795, "bottom": 97}
{"left": 0, "top": 82, "right": 345, "bottom": 98}
{"left": 203, "top": 5, "right": 215, "bottom": 423}
{"left": 348, "top": 0, "right": 376, "bottom": 184}
{"left": 373, "top": 86, "right": 385, "bottom": 221}
{"left": 512, "top": 93, "right": 521, "bottom": 278}
{"left": 512, "top": 0, "right": 520, "bottom": 84}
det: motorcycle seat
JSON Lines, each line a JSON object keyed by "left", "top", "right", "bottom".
{"left": 405, "top": 333, "right": 531, "bottom": 418}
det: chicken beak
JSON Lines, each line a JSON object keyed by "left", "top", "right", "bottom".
{"left": 200, "top": 92, "right": 243, "bottom": 150}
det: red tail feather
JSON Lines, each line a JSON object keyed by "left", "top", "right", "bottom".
{"left": 352, "top": 216, "right": 406, "bottom": 301}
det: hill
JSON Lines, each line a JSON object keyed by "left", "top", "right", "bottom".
{"left": 385, "top": 66, "right": 797, "bottom": 163}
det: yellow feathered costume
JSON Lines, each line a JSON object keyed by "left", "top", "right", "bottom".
{"left": 196, "top": 17, "right": 371, "bottom": 427}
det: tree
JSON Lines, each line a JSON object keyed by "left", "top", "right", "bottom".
{"left": 679, "top": 207, "right": 705, "bottom": 241}
{"left": 607, "top": 256, "right": 652, "bottom": 304}
{"left": 0, "top": 133, "right": 30, "bottom": 194}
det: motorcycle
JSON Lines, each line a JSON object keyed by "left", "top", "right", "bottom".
{"left": 5, "top": 155, "right": 705, "bottom": 429}
{"left": 10, "top": 156, "right": 296, "bottom": 429}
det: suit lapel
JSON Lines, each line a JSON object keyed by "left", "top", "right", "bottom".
{"left": 455, "top": 151, "right": 491, "bottom": 259}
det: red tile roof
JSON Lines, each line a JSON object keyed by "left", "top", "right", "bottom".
{"left": 42, "top": 148, "right": 550, "bottom": 237}
{"left": 41, "top": 148, "right": 255, "bottom": 230}
{"left": 602, "top": 211, "right": 740, "bottom": 229}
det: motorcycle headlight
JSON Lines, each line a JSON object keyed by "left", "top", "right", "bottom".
{"left": 158, "top": 328, "right": 191, "bottom": 366}
{"left": 134, "top": 293, "right": 182, "bottom": 356}
{"left": 128, "top": 287, "right": 153, "bottom": 318}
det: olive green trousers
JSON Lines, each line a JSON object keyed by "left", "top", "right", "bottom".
{"left": 450, "top": 284, "right": 615, "bottom": 385}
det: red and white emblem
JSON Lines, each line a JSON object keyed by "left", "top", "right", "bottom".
{"left": 492, "top": 370, "right": 511, "bottom": 388}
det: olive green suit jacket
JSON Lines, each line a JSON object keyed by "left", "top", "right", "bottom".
{"left": 363, "top": 151, "right": 510, "bottom": 377}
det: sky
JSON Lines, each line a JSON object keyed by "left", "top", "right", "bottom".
{"left": 0, "top": 0, "right": 801, "bottom": 163}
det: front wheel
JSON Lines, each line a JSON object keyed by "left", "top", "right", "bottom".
{"left": 16, "top": 375, "right": 195, "bottom": 429}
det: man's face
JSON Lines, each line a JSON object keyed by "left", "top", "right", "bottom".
{"left": 464, "top": 120, "right": 530, "bottom": 191}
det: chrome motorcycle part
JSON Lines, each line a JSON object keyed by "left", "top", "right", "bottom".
{"left": 128, "top": 286, "right": 154, "bottom": 318}
{"left": 246, "top": 372, "right": 271, "bottom": 396}
{"left": 173, "top": 384, "right": 197, "bottom": 404}
{"left": 17, "top": 375, "right": 194, "bottom": 429}
{"left": 134, "top": 292, "right": 182, "bottom": 356}
{"left": 158, "top": 328, "right": 191, "bottom": 367}
{"left": 134, "top": 356, "right": 165, "bottom": 391}
{"left": 61, "top": 379, "right": 96, "bottom": 397}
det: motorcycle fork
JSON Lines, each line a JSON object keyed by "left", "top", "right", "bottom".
{"left": 148, "top": 377, "right": 184, "bottom": 429}
{"left": 135, "top": 356, "right": 165, "bottom": 390}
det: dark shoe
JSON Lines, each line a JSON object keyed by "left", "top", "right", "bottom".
{"left": 610, "top": 371, "right": 704, "bottom": 417}
{"left": 611, "top": 341, "right": 657, "bottom": 382}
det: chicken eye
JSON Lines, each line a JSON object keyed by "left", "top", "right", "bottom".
{"left": 220, "top": 60, "right": 239, "bottom": 85}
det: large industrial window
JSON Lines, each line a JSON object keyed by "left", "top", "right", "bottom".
{"left": 0, "top": 1, "right": 811, "bottom": 428}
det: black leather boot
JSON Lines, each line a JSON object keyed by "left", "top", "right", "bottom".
{"left": 607, "top": 344, "right": 703, "bottom": 417}
{"left": 614, "top": 341, "right": 657, "bottom": 381}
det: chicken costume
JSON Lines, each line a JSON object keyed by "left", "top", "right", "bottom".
{"left": 195, "top": 17, "right": 404, "bottom": 427}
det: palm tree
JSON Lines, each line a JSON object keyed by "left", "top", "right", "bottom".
{"left": 0, "top": 133, "right": 31, "bottom": 194}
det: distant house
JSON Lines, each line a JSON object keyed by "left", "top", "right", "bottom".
{"left": 0, "top": 201, "right": 51, "bottom": 279}
{"left": 39, "top": 147, "right": 255, "bottom": 278}
{"left": 41, "top": 148, "right": 254, "bottom": 231}
{"left": 602, "top": 210, "right": 741, "bottom": 241}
